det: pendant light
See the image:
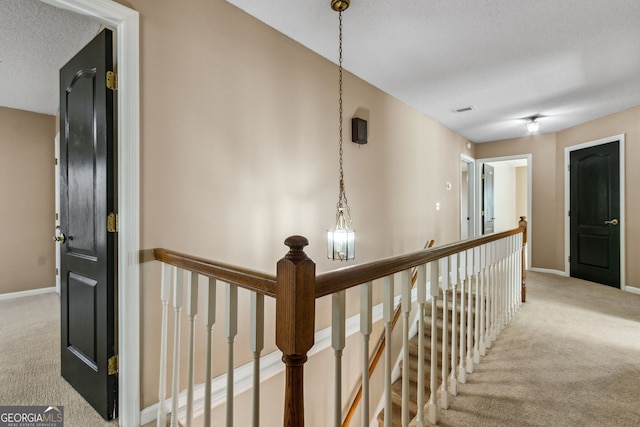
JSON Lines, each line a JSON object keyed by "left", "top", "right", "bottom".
{"left": 327, "top": 0, "right": 355, "bottom": 261}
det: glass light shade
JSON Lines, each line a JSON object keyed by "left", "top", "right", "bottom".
{"left": 327, "top": 228, "right": 355, "bottom": 261}
{"left": 327, "top": 208, "right": 355, "bottom": 261}
{"left": 526, "top": 119, "right": 539, "bottom": 133}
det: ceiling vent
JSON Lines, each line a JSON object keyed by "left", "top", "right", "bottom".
{"left": 452, "top": 105, "right": 476, "bottom": 113}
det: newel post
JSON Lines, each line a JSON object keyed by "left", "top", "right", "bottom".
{"left": 276, "top": 236, "right": 316, "bottom": 427}
{"left": 519, "top": 216, "right": 527, "bottom": 302}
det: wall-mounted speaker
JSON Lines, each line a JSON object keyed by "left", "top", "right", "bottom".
{"left": 351, "top": 117, "right": 367, "bottom": 144}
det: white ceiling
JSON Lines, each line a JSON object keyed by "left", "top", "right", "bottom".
{"left": 226, "top": 0, "right": 640, "bottom": 143}
{"left": 0, "top": 0, "right": 100, "bottom": 116}
{"left": 3, "top": 1, "right": 639, "bottom": 143}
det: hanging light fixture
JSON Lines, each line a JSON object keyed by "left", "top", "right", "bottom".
{"left": 327, "top": 0, "right": 355, "bottom": 261}
{"left": 526, "top": 117, "right": 540, "bottom": 133}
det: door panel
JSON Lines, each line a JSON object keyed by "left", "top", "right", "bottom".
{"left": 482, "top": 163, "right": 495, "bottom": 234}
{"left": 59, "top": 29, "right": 116, "bottom": 420}
{"left": 570, "top": 141, "right": 620, "bottom": 287}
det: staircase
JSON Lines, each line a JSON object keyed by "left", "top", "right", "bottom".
{"left": 377, "top": 290, "right": 472, "bottom": 426}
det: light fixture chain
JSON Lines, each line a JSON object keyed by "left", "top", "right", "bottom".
{"left": 337, "top": 10, "right": 349, "bottom": 213}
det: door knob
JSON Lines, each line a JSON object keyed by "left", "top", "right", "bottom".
{"left": 53, "top": 233, "right": 67, "bottom": 244}
{"left": 604, "top": 219, "right": 619, "bottom": 226}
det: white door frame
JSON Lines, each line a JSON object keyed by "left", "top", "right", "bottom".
{"left": 41, "top": 1, "right": 140, "bottom": 425}
{"left": 460, "top": 154, "right": 476, "bottom": 239}
{"left": 564, "top": 134, "right": 630, "bottom": 293}
{"left": 476, "top": 154, "right": 532, "bottom": 270}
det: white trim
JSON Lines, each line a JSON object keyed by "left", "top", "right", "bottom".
{"left": 529, "top": 267, "right": 568, "bottom": 277}
{"left": 564, "top": 135, "right": 625, "bottom": 289}
{"left": 40, "top": 1, "right": 140, "bottom": 426}
{"left": 625, "top": 286, "right": 640, "bottom": 295}
{"left": 0, "top": 287, "right": 57, "bottom": 301}
{"left": 460, "top": 154, "right": 476, "bottom": 239}
{"left": 476, "top": 154, "right": 533, "bottom": 270}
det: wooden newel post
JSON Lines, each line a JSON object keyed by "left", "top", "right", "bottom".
{"left": 276, "top": 236, "right": 316, "bottom": 427}
{"left": 519, "top": 216, "right": 527, "bottom": 302}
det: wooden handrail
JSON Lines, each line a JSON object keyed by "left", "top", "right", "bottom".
{"left": 153, "top": 248, "right": 278, "bottom": 297}
{"left": 341, "top": 240, "right": 435, "bottom": 427}
{"left": 316, "top": 225, "right": 526, "bottom": 298}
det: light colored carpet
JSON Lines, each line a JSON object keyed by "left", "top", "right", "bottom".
{"left": 0, "top": 292, "right": 118, "bottom": 427}
{"left": 1, "top": 272, "right": 639, "bottom": 427}
{"left": 435, "top": 271, "right": 640, "bottom": 427}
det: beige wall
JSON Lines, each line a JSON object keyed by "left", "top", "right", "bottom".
{"left": 477, "top": 105, "right": 640, "bottom": 281}
{"left": 124, "top": 0, "right": 474, "bottom": 414}
{"left": 0, "top": 107, "right": 56, "bottom": 294}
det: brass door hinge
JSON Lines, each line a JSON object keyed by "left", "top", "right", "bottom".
{"left": 107, "top": 213, "right": 118, "bottom": 233}
{"left": 108, "top": 355, "right": 118, "bottom": 375}
{"left": 106, "top": 71, "right": 118, "bottom": 91}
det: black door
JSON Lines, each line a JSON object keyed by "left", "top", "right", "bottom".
{"left": 59, "top": 29, "right": 117, "bottom": 419}
{"left": 570, "top": 141, "right": 620, "bottom": 288}
{"left": 482, "top": 163, "right": 495, "bottom": 234}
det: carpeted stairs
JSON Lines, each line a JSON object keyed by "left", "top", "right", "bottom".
{"left": 377, "top": 291, "right": 473, "bottom": 426}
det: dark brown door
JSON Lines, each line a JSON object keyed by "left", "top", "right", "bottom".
{"left": 482, "top": 163, "right": 495, "bottom": 234}
{"left": 59, "top": 29, "right": 117, "bottom": 419}
{"left": 570, "top": 141, "right": 620, "bottom": 288}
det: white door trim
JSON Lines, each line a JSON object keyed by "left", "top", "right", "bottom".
{"left": 564, "top": 134, "right": 626, "bottom": 291}
{"left": 460, "top": 154, "right": 476, "bottom": 239}
{"left": 476, "top": 154, "right": 532, "bottom": 270}
{"left": 41, "top": 1, "right": 140, "bottom": 425}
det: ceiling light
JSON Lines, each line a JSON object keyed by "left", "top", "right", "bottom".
{"left": 526, "top": 118, "right": 540, "bottom": 133}
{"left": 327, "top": 0, "right": 355, "bottom": 261}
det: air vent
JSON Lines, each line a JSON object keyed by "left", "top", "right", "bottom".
{"left": 452, "top": 105, "right": 476, "bottom": 113}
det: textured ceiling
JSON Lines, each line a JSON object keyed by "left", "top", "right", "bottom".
{"left": 226, "top": 0, "right": 640, "bottom": 143}
{"left": 0, "top": 0, "right": 100, "bottom": 116}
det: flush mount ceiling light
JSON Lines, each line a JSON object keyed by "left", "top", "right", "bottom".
{"left": 526, "top": 117, "right": 540, "bottom": 133}
{"left": 327, "top": 0, "right": 355, "bottom": 261}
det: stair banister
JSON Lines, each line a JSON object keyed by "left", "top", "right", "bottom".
{"left": 275, "top": 236, "right": 316, "bottom": 427}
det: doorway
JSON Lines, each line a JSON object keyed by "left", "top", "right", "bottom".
{"left": 42, "top": 0, "right": 140, "bottom": 424}
{"left": 565, "top": 135, "right": 625, "bottom": 289}
{"left": 477, "top": 155, "right": 532, "bottom": 268}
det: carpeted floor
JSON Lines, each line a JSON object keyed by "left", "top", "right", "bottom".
{"left": 1, "top": 271, "right": 639, "bottom": 426}
{"left": 0, "top": 292, "right": 118, "bottom": 427}
{"left": 435, "top": 271, "right": 640, "bottom": 427}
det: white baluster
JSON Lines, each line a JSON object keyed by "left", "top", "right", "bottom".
{"left": 170, "top": 268, "right": 184, "bottom": 427}
{"left": 361, "top": 282, "right": 372, "bottom": 427}
{"left": 448, "top": 254, "right": 458, "bottom": 396}
{"left": 491, "top": 241, "right": 498, "bottom": 342}
{"left": 157, "top": 263, "right": 171, "bottom": 427}
{"left": 466, "top": 248, "right": 475, "bottom": 373}
{"left": 439, "top": 257, "right": 449, "bottom": 410}
{"left": 415, "top": 264, "right": 427, "bottom": 427}
{"left": 479, "top": 244, "right": 487, "bottom": 357}
{"left": 250, "top": 292, "right": 264, "bottom": 427}
{"left": 485, "top": 243, "right": 493, "bottom": 348}
{"left": 203, "top": 278, "right": 217, "bottom": 427}
{"left": 225, "top": 283, "right": 238, "bottom": 427}
{"left": 186, "top": 272, "right": 199, "bottom": 426}
{"left": 332, "top": 290, "right": 346, "bottom": 427}
{"left": 457, "top": 251, "right": 467, "bottom": 384}
{"left": 473, "top": 246, "right": 481, "bottom": 365}
{"left": 383, "top": 275, "right": 394, "bottom": 427}
{"left": 427, "top": 261, "right": 439, "bottom": 425}
{"left": 401, "top": 269, "right": 411, "bottom": 427}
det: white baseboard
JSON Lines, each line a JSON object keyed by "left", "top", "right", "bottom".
{"left": 529, "top": 268, "right": 568, "bottom": 276}
{"left": 0, "top": 287, "right": 56, "bottom": 301}
{"left": 624, "top": 286, "right": 640, "bottom": 295}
